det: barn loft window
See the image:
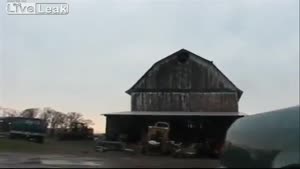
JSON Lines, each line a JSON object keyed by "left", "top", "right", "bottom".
{"left": 177, "top": 52, "right": 189, "bottom": 63}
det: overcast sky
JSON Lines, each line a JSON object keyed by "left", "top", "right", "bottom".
{"left": 0, "top": 0, "right": 299, "bottom": 133}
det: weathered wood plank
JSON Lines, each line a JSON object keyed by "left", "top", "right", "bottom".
{"left": 131, "top": 92, "right": 238, "bottom": 112}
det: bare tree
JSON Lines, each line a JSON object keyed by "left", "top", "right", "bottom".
{"left": 20, "top": 108, "right": 39, "bottom": 118}
{"left": 39, "top": 108, "right": 68, "bottom": 128}
{"left": 40, "top": 110, "right": 85, "bottom": 129}
{"left": 39, "top": 107, "right": 55, "bottom": 126}
{"left": 39, "top": 108, "right": 69, "bottom": 136}
{"left": 1, "top": 108, "right": 19, "bottom": 117}
{"left": 80, "top": 119, "right": 94, "bottom": 127}
{"left": 51, "top": 111, "right": 67, "bottom": 129}
{"left": 65, "top": 112, "right": 94, "bottom": 127}
{"left": 66, "top": 112, "right": 83, "bottom": 127}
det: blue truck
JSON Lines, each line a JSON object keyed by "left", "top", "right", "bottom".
{"left": 0, "top": 117, "right": 47, "bottom": 143}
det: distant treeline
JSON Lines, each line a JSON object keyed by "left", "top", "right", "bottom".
{"left": 1, "top": 107, "right": 94, "bottom": 129}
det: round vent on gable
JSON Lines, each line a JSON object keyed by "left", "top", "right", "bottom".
{"left": 177, "top": 52, "right": 189, "bottom": 64}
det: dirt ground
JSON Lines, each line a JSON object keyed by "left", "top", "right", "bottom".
{"left": 0, "top": 137, "right": 99, "bottom": 155}
{"left": 0, "top": 152, "right": 220, "bottom": 168}
{"left": 0, "top": 138, "right": 219, "bottom": 168}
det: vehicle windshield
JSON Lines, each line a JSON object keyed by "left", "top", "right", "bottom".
{"left": 0, "top": 0, "right": 299, "bottom": 168}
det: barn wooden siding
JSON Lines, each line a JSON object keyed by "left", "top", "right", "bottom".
{"left": 131, "top": 92, "right": 238, "bottom": 112}
{"left": 127, "top": 49, "right": 242, "bottom": 112}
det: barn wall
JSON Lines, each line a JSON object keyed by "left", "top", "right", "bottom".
{"left": 190, "top": 92, "right": 238, "bottom": 112}
{"left": 131, "top": 92, "right": 238, "bottom": 112}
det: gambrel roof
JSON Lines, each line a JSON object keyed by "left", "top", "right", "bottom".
{"left": 126, "top": 49, "right": 243, "bottom": 99}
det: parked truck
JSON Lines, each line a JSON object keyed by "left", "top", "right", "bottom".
{"left": 142, "top": 122, "right": 181, "bottom": 155}
{"left": 8, "top": 117, "right": 47, "bottom": 143}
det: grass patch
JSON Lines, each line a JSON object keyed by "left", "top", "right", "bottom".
{"left": 0, "top": 137, "right": 97, "bottom": 155}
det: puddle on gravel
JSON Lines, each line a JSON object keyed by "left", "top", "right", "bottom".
{"left": 41, "top": 160, "right": 102, "bottom": 166}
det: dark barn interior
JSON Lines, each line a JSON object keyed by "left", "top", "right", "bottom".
{"left": 103, "top": 49, "right": 245, "bottom": 144}
{"left": 105, "top": 114, "right": 243, "bottom": 143}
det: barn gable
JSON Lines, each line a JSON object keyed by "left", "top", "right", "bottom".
{"left": 126, "top": 49, "right": 243, "bottom": 99}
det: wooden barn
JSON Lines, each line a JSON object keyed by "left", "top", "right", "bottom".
{"left": 103, "top": 49, "right": 245, "bottom": 143}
